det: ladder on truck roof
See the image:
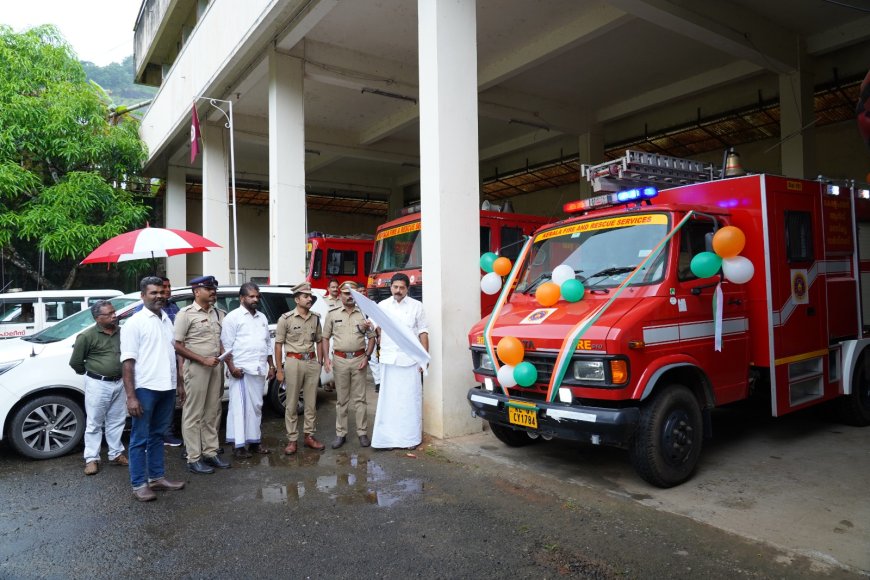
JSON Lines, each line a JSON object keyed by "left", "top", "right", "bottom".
{"left": 582, "top": 150, "right": 715, "bottom": 193}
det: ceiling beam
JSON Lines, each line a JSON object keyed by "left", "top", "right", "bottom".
{"left": 607, "top": 0, "right": 799, "bottom": 73}
{"left": 806, "top": 14, "right": 870, "bottom": 55}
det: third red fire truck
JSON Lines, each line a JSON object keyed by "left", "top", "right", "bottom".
{"left": 467, "top": 150, "right": 870, "bottom": 487}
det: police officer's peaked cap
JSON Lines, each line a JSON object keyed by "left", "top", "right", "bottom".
{"left": 189, "top": 275, "right": 219, "bottom": 289}
{"left": 339, "top": 281, "right": 359, "bottom": 292}
{"left": 291, "top": 282, "right": 318, "bottom": 304}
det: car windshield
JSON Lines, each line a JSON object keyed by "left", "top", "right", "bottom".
{"left": 515, "top": 213, "right": 670, "bottom": 292}
{"left": 371, "top": 222, "right": 421, "bottom": 274}
{"left": 23, "top": 297, "right": 138, "bottom": 344}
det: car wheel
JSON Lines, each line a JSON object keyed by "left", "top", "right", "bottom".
{"left": 9, "top": 395, "right": 85, "bottom": 460}
{"left": 630, "top": 384, "right": 703, "bottom": 488}
{"left": 266, "top": 378, "right": 304, "bottom": 415}
{"left": 489, "top": 422, "right": 538, "bottom": 447}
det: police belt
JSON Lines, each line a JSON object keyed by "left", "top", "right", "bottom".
{"left": 285, "top": 351, "right": 317, "bottom": 361}
{"left": 334, "top": 349, "right": 366, "bottom": 359}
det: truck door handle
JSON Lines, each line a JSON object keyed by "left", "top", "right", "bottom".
{"left": 807, "top": 307, "right": 815, "bottom": 316}
{"left": 728, "top": 298, "right": 742, "bottom": 305}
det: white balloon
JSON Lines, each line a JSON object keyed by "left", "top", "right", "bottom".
{"left": 480, "top": 271, "right": 503, "bottom": 295}
{"left": 551, "top": 264, "right": 575, "bottom": 286}
{"left": 497, "top": 364, "right": 517, "bottom": 388}
{"left": 722, "top": 256, "right": 754, "bottom": 284}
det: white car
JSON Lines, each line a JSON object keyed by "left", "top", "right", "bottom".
{"left": 0, "top": 289, "right": 123, "bottom": 339}
{"left": 0, "top": 285, "right": 327, "bottom": 459}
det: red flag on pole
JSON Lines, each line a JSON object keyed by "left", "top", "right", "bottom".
{"left": 190, "top": 102, "right": 201, "bottom": 163}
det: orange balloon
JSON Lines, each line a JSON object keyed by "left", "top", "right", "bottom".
{"left": 712, "top": 226, "right": 746, "bottom": 258}
{"left": 497, "top": 336, "right": 525, "bottom": 366}
{"left": 492, "top": 257, "right": 512, "bottom": 276}
{"left": 535, "top": 281, "right": 561, "bottom": 307}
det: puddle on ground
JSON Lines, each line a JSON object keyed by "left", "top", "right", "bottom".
{"left": 257, "top": 453, "right": 424, "bottom": 507}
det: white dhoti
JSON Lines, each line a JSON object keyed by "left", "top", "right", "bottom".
{"left": 371, "top": 364, "right": 422, "bottom": 449}
{"left": 226, "top": 373, "right": 266, "bottom": 447}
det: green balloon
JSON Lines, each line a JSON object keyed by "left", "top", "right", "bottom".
{"left": 561, "top": 279, "right": 585, "bottom": 302}
{"left": 480, "top": 252, "right": 498, "bottom": 273}
{"left": 690, "top": 251, "right": 722, "bottom": 278}
{"left": 513, "top": 361, "right": 538, "bottom": 387}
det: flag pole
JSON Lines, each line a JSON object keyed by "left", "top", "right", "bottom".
{"left": 195, "top": 96, "right": 240, "bottom": 285}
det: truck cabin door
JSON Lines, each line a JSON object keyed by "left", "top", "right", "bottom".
{"left": 675, "top": 217, "right": 750, "bottom": 405}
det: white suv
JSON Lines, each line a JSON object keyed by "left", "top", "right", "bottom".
{"left": 0, "top": 285, "right": 326, "bottom": 459}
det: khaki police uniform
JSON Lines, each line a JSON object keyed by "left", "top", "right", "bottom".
{"left": 323, "top": 303, "right": 374, "bottom": 438}
{"left": 276, "top": 307, "right": 322, "bottom": 440}
{"left": 175, "top": 302, "right": 225, "bottom": 463}
{"left": 323, "top": 295, "right": 341, "bottom": 310}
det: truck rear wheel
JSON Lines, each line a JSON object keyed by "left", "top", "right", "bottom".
{"left": 489, "top": 422, "right": 537, "bottom": 447}
{"left": 630, "top": 384, "right": 702, "bottom": 488}
{"left": 836, "top": 350, "right": 870, "bottom": 426}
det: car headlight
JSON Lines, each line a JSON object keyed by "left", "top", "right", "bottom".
{"left": 479, "top": 353, "right": 495, "bottom": 372}
{"left": 572, "top": 360, "right": 605, "bottom": 381}
{"left": 0, "top": 359, "right": 23, "bottom": 377}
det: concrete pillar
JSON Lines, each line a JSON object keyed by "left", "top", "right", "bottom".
{"left": 779, "top": 45, "right": 815, "bottom": 179}
{"left": 269, "top": 49, "right": 307, "bottom": 284}
{"left": 201, "top": 122, "right": 231, "bottom": 282}
{"left": 388, "top": 184, "right": 404, "bottom": 219}
{"left": 578, "top": 128, "right": 605, "bottom": 197}
{"left": 164, "top": 165, "right": 187, "bottom": 285}
{"left": 418, "top": 0, "right": 481, "bottom": 439}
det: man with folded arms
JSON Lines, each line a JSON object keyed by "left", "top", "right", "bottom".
{"left": 275, "top": 282, "right": 325, "bottom": 454}
{"left": 121, "top": 276, "right": 186, "bottom": 502}
{"left": 69, "top": 300, "right": 127, "bottom": 475}
{"left": 322, "top": 281, "right": 375, "bottom": 449}
{"left": 174, "top": 275, "right": 230, "bottom": 474}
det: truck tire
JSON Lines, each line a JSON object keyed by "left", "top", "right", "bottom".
{"left": 9, "top": 395, "right": 85, "bottom": 460}
{"left": 266, "top": 378, "right": 305, "bottom": 415}
{"left": 489, "top": 422, "right": 537, "bottom": 447}
{"left": 630, "top": 384, "right": 702, "bottom": 488}
{"left": 836, "top": 350, "right": 870, "bottom": 426}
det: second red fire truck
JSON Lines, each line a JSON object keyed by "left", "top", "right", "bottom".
{"left": 467, "top": 150, "right": 870, "bottom": 487}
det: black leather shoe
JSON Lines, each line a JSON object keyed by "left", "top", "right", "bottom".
{"left": 331, "top": 436, "right": 346, "bottom": 449}
{"left": 203, "top": 454, "right": 231, "bottom": 469}
{"left": 187, "top": 459, "right": 215, "bottom": 475}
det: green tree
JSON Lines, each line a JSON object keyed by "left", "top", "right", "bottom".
{"left": 0, "top": 25, "right": 150, "bottom": 289}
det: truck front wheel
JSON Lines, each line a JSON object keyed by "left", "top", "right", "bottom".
{"left": 630, "top": 384, "right": 702, "bottom": 488}
{"left": 489, "top": 422, "right": 537, "bottom": 447}
{"left": 836, "top": 350, "right": 870, "bottom": 426}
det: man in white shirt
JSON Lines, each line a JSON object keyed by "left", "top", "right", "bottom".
{"left": 371, "top": 273, "right": 429, "bottom": 450}
{"left": 121, "top": 276, "right": 186, "bottom": 502}
{"left": 222, "top": 282, "right": 276, "bottom": 458}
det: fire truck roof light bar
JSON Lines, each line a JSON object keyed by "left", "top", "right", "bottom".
{"left": 563, "top": 187, "right": 658, "bottom": 214}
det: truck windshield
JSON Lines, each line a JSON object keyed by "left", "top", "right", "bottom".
{"left": 371, "top": 223, "right": 422, "bottom": 274}
{"left": 516, "top": 213, "right": 670, "bottom": 291}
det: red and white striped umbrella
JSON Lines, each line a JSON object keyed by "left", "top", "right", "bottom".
{"left": 81, "top": 227, "right": 221, "bottom": 264}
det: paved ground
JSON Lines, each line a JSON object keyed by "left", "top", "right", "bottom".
{"left": 0, "top": 387, "right": 867, "bottom": 579}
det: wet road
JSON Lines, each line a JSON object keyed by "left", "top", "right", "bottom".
{"left": 0, "top": 388, "right": 863, "bottom": 579}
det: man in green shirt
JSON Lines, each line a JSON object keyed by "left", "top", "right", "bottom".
{"left": 69, "top": 300, "right": 127, "bottom": 475}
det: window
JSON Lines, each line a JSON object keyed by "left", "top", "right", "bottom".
{"left": 364, "top": 252, "right": 373, "bottom": 276}
{"left": 480, "top": 226, "right": 491, "bottom": 254}
{"left": 678, "top": 220, "right": 716, "bottom": 280}
{"left": 327, "top": 249, "right": 358, "bottom": 276}
{"left": 311, "top": 249, "right": 323, "bottom": 279}
{"left": 44, "top": 300, "right": 81, "bottom": 322}
{"left": 785, "top": 211, "right": 814, "bottom": 262}
{"left": 0, "top": 300, "right": 35, "bottom": 324}
{"left": 499, "top": 226, "right": 524, "bottom": 263}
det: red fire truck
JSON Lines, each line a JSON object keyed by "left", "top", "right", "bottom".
{"left": 467, "top": 150, "right": 870, "bottom": 487}
{"left": 306, "top": 233, "right": 374, "bottom": 291}
{"left": 366, "top": 207, "right": 551, "bottom": 315}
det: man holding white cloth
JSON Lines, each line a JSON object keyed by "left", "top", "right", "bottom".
{"left": 370, "top": 273, "right": 429, "bottom": 450}
{"left": 222, "top": 282, "right": 276, "bottom": 458}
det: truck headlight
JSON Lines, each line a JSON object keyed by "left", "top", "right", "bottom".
{"left": 479, "top": 353, "right": 495, "bottom": 372}
{"left": 572, "top": 360, "right": 605, "bottom": 381}
{"left": 0, "top": 359, "right": 23, "bottom": 377}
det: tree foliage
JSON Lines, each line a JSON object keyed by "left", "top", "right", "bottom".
{"left": 82, "top": 56, "right": 157, "bottom": 105}
{"left": 0, "top": 25, "right": 150, "bottom": 288}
